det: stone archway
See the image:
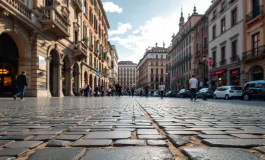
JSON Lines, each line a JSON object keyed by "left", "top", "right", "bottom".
{"left": 249, "top": 65, "right": 264, "bottom": 81}
{"left": 72, "top": 63, "right": 80, "bottom": 96}
{"left": 0, "top": 33, "right": 19, "bottom": 96}
{"left": 49, "top": 49, "right": 61, "bottom": 97}
{"left": 62, "top": 56, "right": 72, "bottom": 96}
{"left": 89, "top": 74, "right": 93, "bottom": 88}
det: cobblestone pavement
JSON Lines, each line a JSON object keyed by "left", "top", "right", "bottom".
{"left": 0, "top": 97, "right": 265, "bottom": 160}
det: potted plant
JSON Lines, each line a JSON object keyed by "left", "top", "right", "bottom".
{"left": 82, "top": 37, "right": 88, "bottom": 44}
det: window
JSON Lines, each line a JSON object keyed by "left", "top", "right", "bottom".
{"left": 203, "top": 37, "right": 207, "bottom": 48}
{"left": 161, "top": 69, "right": 164, "bottom": 74}
{"left": 156, "top": 61, "right": 158, "bottom": 66}
{"left": 83, "top": 25, "right": 87, "bottom": 40}
{"left": 221, "top": 1, "right": 226, "bottom": 12}
{"left": 161, "top": 62, "right": 163, "bottom": 66}
{"left": 252, "top": 32, "right": 260, "bottom": 55}
{"left": 213, "top": 51, "right": 216, "bottom": 65}
{"left": 231, "top": 8, "right": 237, "bottom": 26}
{"left": 212, "top": 25, "right": 216, "bottom": 39}
{"left": 232, "top": 40, "right": 237, "bottom": 58}
{"left": 221, "top": 46, "right": 226, "bottom": 61}
{"left": 89, "top": 8, "right": 93, "bottom": 23}
{"left": 161, "top": 55, "right": 163, "bottom": 59}
{"left": 221, "top": 18, "right": 226, "bottom": 34}
{"left": 213, "top": 10, "right": 217, "bottom": 20}
{"left": 196, "top": 43, "right": 199, "bottom": 54}
{"left": 156, "top": 69, "right": 158, "bottom": 74}
{"left": 151, "top": 69, "right": 153, "bottom": 74}
{"left": 83, "top": 0, "right": 87, "bottom": 15}
{"left": 156, "top": 55, "right": 158, "bottom": 59}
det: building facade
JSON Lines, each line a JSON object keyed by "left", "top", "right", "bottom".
{"left": 0, "top": 0, "right": 110, "bottom": 97}
{"left": 137, "top": 43, "right": 168, "bottom": 91}
{"left": 193, "top": 15, "right": 209, "bottom": 87}
{"left": 168, "top": 7, "right": 202, "bottom": 90}
{"left": 242, "top": 0, "right": 265, "bottom": 83}
{"left": 208, "top": 0, "right": 244, "bottom": 88}
{"left": 118, "top": 61, "right": 137, "bottom": 89}
{"left": 109, "top": 44, "right": 119, "bottom": 87}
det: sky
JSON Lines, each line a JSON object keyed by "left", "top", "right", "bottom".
{"left": 102, "top": 0, "right": 212, "bottom": 63}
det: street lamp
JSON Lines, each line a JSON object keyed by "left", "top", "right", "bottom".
{"left": 202, "top": 54, "right": 207, "bottom": 87}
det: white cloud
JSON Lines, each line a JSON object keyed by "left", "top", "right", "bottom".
{"left": 109, "top": 0, "right": 212, "bottom": 63}
{"left": 109, "top": 23, "right": 132, "bottom": 36}
{"left": 103, "top": 2, "right": 123, "bottom": 13}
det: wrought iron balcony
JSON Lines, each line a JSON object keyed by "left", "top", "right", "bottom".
{"left": 242, "top": 45, "right": 265, "bottom": 62}
{"left": 246, "top": 5, "right": 264, "bottom": 23}
{"left": 219, "top": 59, "right": 227, "bottom": 66}
{"left": 1, "top": 0, "right": 33, "bottom": 23}
{"left": 73, "top": 41, "right": 87, "bottom": 59}
{"left": 40, "top": 6, "right": 69, "bottom": 38}
{"left": 73, "top": 0, "right": 82, "bottom": 13}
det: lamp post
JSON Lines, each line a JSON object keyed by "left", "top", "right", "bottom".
{"left": 202, "top": 54, "right": 207, "bottom": 87}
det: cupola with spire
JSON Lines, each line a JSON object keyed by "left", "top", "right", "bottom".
{"left": 179, "top": 6, "right": 185, "bottom": 31}
{"left": 193, "top": 5, "right": 198, "bottom": 15}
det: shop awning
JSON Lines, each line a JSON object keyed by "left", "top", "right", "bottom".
{"left": 208, "top": 69, "right": 226, "bottom": 76}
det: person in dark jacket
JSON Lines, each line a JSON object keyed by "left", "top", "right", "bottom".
{"left": 94, "top": 85, "right": 99, "bottom": 97}
{"left": 14, "top": 71, "right": 28, "bottom": 100}
{"left": 131, "top": 85, "right": 135, "bottom": 97}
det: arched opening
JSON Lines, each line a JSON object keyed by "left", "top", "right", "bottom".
{"left": 250, "top": 65, "right": 264, "bottom": 81}
{"left": 89, "top": 74, "right": 92, "bottom": 88}
{"left": 0, "top": 33, "right": 19, "bottom": 97}
{"left": 84, "top": 72, "right": 88, "bottom": 84}
{"left": 98, "top": 78, "right": 101, "bottom": 87}
{"left": 72, "top": 63, "right": 79, "bottom": 96}
{"left": 62, "top": 56, "right": 71, "bottom": 96}
{"left": 49, "top": 49, "right": 60, "bottom": 97}
{"left": 94, "top": 76, "right": 97, "bottom": 90}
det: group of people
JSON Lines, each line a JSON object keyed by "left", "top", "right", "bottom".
{"left": 12, "top": 71, "right": 199, "bottom": 101}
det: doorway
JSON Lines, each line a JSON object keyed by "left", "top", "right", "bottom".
{"left": 0, "top": 33, "right": 19, "bottom": 97}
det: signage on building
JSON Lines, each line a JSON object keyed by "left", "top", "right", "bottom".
{"left": 208, "top": 57, "right": 213, "bottom": 67}
{"left": 231, "top": 69, "right": 238, "bottom": 75}
{"left": 96, "top": 72, "right": 100, "bottom": 76}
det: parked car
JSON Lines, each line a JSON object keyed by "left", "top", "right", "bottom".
{"left": 153, "top": 91, "right": 160, "bottom": 97}
{"left": 213, "top": 86, "right": 242, "bottom": 100}
{"left": 242, "top": 80, "right": 265, "bottom": 101}
{"left": 165, "top": 90, "right": 177, "bottom": 97}
{"left": 196, "top": 88, "right": 215, "bottom": 98}
{"left": 177, "top": 89, "right": 191, "bottom": 98}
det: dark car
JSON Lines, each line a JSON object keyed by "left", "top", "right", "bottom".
{"left": 242, "top": 80, "right": 265, "bottom": 101}
{"left": 196, "top": 88, "right": 215, "bottom": 98}
{"left": 177, "top": 89, "right": 191, "bottom": 98}
{"left": 165, "top": 90, "right": 177, "bottom": 97}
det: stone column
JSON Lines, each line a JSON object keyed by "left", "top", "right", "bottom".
{"left": 57, "top": 63, "right": 64, "bottom": 97}
{"left": 66, "top": 67, "right": 74, "bottom": 96}
{"left": 46, "top": 57, "right": 52, "bottom": 97}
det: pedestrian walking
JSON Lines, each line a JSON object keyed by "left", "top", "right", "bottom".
{"left": 144, "top": 85, "right": 150, "bottom": 97}
{"left": 101, "top": 86, "right": 105, "bottom": 96}
{"left": 159, "top": 82, "right": 166, "bottom": 99}
{"left": 140, "top": 88, "right": 143, "bottom": 97}
{"left": 127, "top": 88, "right": 131, "bottom": 96}
{"left": 89, "top": 86, "right": 92, "bottom": 97}
{"left": 108, "top": 87, "right": 112, "bottom": 96}
{"left": 94, "top": 85, "right": 99, "bottom": 97}
{"left": 14, "top": 71, "right": 28, "bottom": 100}
{"left": 189, "top": 75, "right": 198, "bottom": 101}
{"left": 83, "top": 83, "right": 88, "bottom": 97}
{"left": 115, "top": 82, "right": 119, "bottom": 96}
{"left": 131, "top": 85, "right": 135, "bottom": 97}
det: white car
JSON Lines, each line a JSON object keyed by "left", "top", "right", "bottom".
{"left": 213, "top": 86, "right": 243, "bottom": 100}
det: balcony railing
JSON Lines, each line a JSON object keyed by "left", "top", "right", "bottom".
{"left": 1, "top": 0, "right": 32, "bottom": 20}
{"left": 73, "top": 41, "right": 87, "bottom": 58}
{"left": 73, "top": 0, "right": 82, "bottom": 13}
{"left": 246, "top": 5, "right": 264, "bottom": 23}
{"left": 230, "top": 55, "right": 238, "bottom": 63}
{"left": 40, "top": 6, "right": 69, "bottom": 38}
{"left": 219, "top": 59, "right": 227, "bottom": 66}
{"left": 243, "top": 45, "right": 265, "bottom": 61}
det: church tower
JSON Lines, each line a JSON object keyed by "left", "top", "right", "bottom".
{"left": 179, "top": 6, "right": 185, "bottom": 31}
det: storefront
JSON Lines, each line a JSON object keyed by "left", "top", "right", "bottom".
{"left": 230, "top": 68, "right": 240, "bottom": 86}
{"left": 209, "top": 69, "right": 227, "bottom": 88}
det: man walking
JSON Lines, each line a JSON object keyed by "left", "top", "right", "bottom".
{"left": 144, "top": 85, "right": 150, "bottom": 98}
{"left": 159, "top": 82, "right": 166, "bottom": 99}
{"left": 131, "top": 85, "right": 135, "bottom": 97}
{"left": 14, "top": 71, "right": 28, "bottom": 100}
{"left": 189, "top": 75, "right": 198, "bottom": 101}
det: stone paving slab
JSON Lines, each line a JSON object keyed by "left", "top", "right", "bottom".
{"left": 27, "top": 148, "right": 85, "bottom": 160}
{"left": 137, "top": 135, "right": 165, "bottom": 139}
{"left": 167, "top": 134, "right": 190, "bottom": 147}
{"left": 147, "top": 140, "right": 168, "bottom": 146}
{"left": 114, "top": 139, "right": 146, "bottom": 146}
{"left": 197, "top": 134, "right": 234, "bottom": 139}
{"left": 0, "top": 140, "right": 14, "bottom": 146}
{"left": 46, "top": 140, "right": 71, "bottom": 147}
{"left": 0, "top": 148, "right": 30, "bottom": 157}
{"left": 80, "top": 147, "right": 174, "bottom": 160}
{"left": 70, "top": 139, "right": 112, "bottom": 147}
{"left": 84, "top": 131, "right": 131, "bottom": 140}
{"left": 0, "top": 157, "right": 15, "bottom": 160}
{"left": 4, "top": 141, "right": 43, "bottom": 149}
{"left": 136, "top": 129, "right": 159, "bottom": 135}
{"left": 203, "top": 139, "right": 265, "bottom": 147}
{"left": 183, "top": 148, "right": 263, "bottom": 160}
